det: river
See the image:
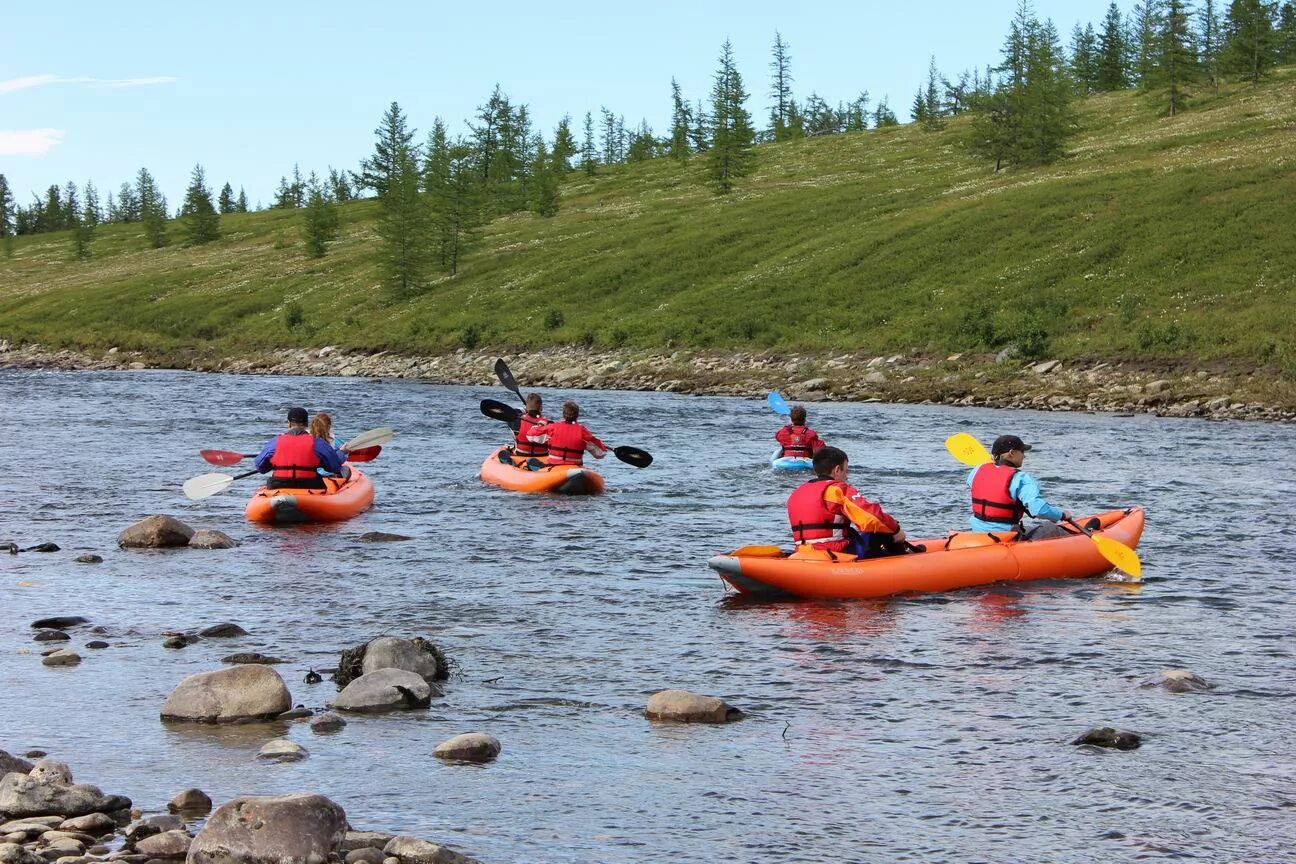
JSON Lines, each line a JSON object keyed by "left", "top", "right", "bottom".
{"left": 1, "top": 368, "right": 1293, "bottom": 863}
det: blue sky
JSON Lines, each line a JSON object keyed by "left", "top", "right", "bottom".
{"left": 3, "top": 1, "right": 1119, "bottom": 209}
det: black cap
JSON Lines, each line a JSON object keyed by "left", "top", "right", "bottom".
{"left": 991, "top": 434, "right": 1031, "bottom": 456}
{"left": 287, "top": 407, "right": 309, "bottom": 425}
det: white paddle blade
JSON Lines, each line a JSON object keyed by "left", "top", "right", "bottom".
{"left": 343, "top": 426, "right": 395, "bottom": 451}
{"left": 183, "top": 472, "right": 235, "bottom": 501}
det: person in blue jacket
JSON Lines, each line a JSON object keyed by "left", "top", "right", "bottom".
{"left": 254, "top": 407, "right": 348, "bottom": 489}
{"left": 966, "top": 434, "right": 1072, "bottom": 540}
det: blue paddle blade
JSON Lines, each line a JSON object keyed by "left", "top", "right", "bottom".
{"left": 767, "top": 392, "right": 791, "bottom": 416}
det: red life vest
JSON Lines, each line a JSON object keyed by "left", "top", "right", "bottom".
{"left": 515, "top": 412, "right": 550, "bottom": 458}
{"left": 787, "top": 478, "right": 847, "bottom": 544}
{"left": 777, "top": 424, "right": 817, "bottom": 457}
{"left": 970, "top": 463, "right": 1025, "bottom": 524}
{"left": 543, "top": 420, "right": 592, "bottom": 466}
{"left": 271, "top": 432, "right": 320, "bottom": 480}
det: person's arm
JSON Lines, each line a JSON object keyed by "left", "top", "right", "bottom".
{"left": 527, "top": 423, "right": 552, "bottom": 443}
{"left": 774, "top": 426, "right": 788, "bottom": 445}
{"left": 314, "top": 438, "right": 346, "bottom": 476}
{"left": 1012, "top": 471, "right": 1066, "bottom": 522}
{"left": 809, "top": 430, "right": 825, "bottom": 453}
{"left": 583, "top": 427, "right": 608, "bottom": 459}
{"left": 254, "top": 439, "right": 276, "bottom": 474}
{"left": 826, "top": 485, "right": 900, "bottom": 534}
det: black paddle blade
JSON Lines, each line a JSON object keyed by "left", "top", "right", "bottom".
{"left": 494, "top": 358, "right": 524, "bottom": 403}
{"left": 481, "top": 398, "right": 521, "bottom": 427}
{"left": 614, "top": 446, "right": 652, "bottom": 468}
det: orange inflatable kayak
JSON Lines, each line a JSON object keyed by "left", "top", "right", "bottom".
{"left": 479, "top": 446, "right": 606, "bottom": 495}
{"left": 708, "top": 508, "right": 1145, "bottom": 600}
{"left": 244, "top": 467, "right": 375, "bottom": 524}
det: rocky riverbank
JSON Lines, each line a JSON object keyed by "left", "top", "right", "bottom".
{"left": 3, "top": 340, "right": 1292, "bottom": 423}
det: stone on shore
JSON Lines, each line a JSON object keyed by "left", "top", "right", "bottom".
{"left": 432, "top": 733, "right": 500, "bottom": 764}
{"left": 328, "top": 669, "right": 435, "bottom": 712}
{"left": 187, "top": 793, "right": 347, "bottom": 864}
{"left": 167, "top": 788, "right": 212, "bottom": 815}
{"left": 0, "top": 843, "right": 44, "bottom": 864}
{"left": 118, "top": 515, "right": 195, "bottom": 549}
{"left": 645, "top": 689, "right": 744, "bottom": 724}
{"left": 189, "top": 529, "right": 238, "bottom": 549}
{"left": 134, "top": 828, "right": 192, "bottom": 858}
{"left": 0, "top": 751, "right": 35, "bottom": 777}
{"left": 382, "top": 836, "right": 481, "bottom": 864}
{"left": 59, "top": 812, "right": 115, "bottom": 834}
{"left": 160, "top": 666, "right": 292, "bottom": 723}
{"left": 0, "top": 768, "right": 130, "bottom": 818}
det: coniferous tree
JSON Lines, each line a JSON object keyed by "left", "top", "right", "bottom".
{"left": 581, "top": 111, "right": 598, "bottom": 175}
{"left": 1070, "top": 22, "right": 1101, "bottom": 93}
{"left": 302, "top": 173, "right": 340, "bottom": 258}
{"left": 552, "top": 116, "right": 578, "bottom": 171}
{"left": 707, "top": 39, "right": 756, "bottom": 193}
{"left": 62, "top": 182, "right": 80, "bottom": 229}
{"left": 236, "top": 187, "right": 249, "bottom": 212}
{"left": 83, "top": 181, "right": 101, "bottom": 226}
{"left": 769, "top": 31, "right": 795, "bottom": 140}
{"left": 180, "top": 164, "right": 220, "bottom": 244}
{"left": 911, "top": 88, "right": 928, "bottom": 123}
{"left": 136, "top": 168, "right": 168, "bottom": 247}
{"left": 784, "top": 98, "right": 805, "bottom": 136}
{"left": 845, "top": 92, "right": 871, "bottom": 131}
{"left": 1162, "top": 0, "right": 1199, "bottom": 114}
{"left": 1200, "top": 0, "right": 1224, "bottom": 92}
{"left": 627, "top": 120, "right": 656, "bottom": 161}
{"left": 422, "top": 117, "right": 453, "bottom": 268}
{"left": 600, "top": 108, "right": 619, "bottom": 165}
{"left": 429, "top": 141, "right": 484, "bottom": 276}
{"left": 358, "top": 102, "right": 416, "bottom": 197}
{"left": 327, "top": 168, "right": 353, "bottom": 202}
{"left": 1132, "top": 2, "right": 1165, "bottom": 88}
{"left": 1098, "top": 2, "right": 1131, "bottom": 88}
{"left": 529, "top": 137, "right": 560, "bottom": 217}
{"left": 116, "top": 182, "right": 140, "bottom": 222}
{"left": 690, "top": 99, "right": 712, "bottom": 150}
{"left": 805, "top": 93, "right": 838, "bottom": 134}
{"left": 873, "top": 96, "right": 900, "bottom": 127}
{"left": 942, "top": 72, "right": 972, "bottom": 114}
{"left": 667, "top": 79, "right": 692, "bottom": 159}
{"left": 376, "top": 138, "right": 432, "bottom": 292}
{"left": 72, "top": 193, "right": 95, "bottom": 259}
{"left": 923, "top": 56, "right": 946, "bottom": 129}
{"left": 0, "top": 173, "right": 14, "bottom": 256}
{"left": 1223, "top": 0, "right": 1279, "bottom": 82}
{"left": 290, "top": 165, "right": 305, "bottom": 207}
{"left": 218, "top": 182, "right": 235, "bottom": 214}
{"left": 1279, "top": 1, "right": 1296, "bottom": 59}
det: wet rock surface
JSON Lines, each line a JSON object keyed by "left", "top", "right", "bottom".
{"left": 645, "top": 689, "right": 745, "bottom": 724}
{"left": 117, "top": 516, "right": 194, "bottom": 549}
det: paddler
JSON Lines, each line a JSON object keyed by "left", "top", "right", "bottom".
{"left": 787, "top": 446, "right": 908, "bottom": 557}
{"left": 512, "top": 393, "right": 551, "bottom": 460}
{"left": 254, "top": 406, "right": 348, "bottom": 489}
{"left": 526, "top": 400, "right": 607, "bottom": 467}
{"left": 775, "top": 405, "right": 826, "bottom": 460}
{"left": 967, "top": 434, "right": 1072, "bottom": 539}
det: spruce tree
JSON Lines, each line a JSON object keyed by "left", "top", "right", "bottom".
{"left": 668, "top": 79, "right": 692, "bottom": 160}
{"left": 328, "top": 167, "right": 353, "bottom": 202}
{"left": 0, "top": 173, "right": 14, "bottom": 257}
{"left": 376, "top": 140, "right": 432, "bottom": 292}
{"left": 180, "top": 164, "right": 220, "bottom": 244}
{"left": 218, "top": 182, "right": 235, "bottom": 214}
{"left": 105, "top": 190, "right": 117, "bottom": 224}
{"left": 302, "top": 173, "right": 340, "bottom": 258}
{"left": 690, "top": 99, "right": 712, "bottom": 150}
{"left": 707, "top": 39, "right": 756, "bottom": 193}
{"left": 428, "top": 142, "right": 483, "bottom": 276}
{"left": 1223, "top": 0, "right": 1279, "bottom": 82}
{"left": 1279, "top": 1, "right": 1296, "bottom": 60}
{"left": 845, "top": 92, "right": 871, "bottom": 131}
{"left": 83, "top": 181, "right": 101, "bottom": 226}
{"left": 1200, "top": 0, "right": 1224, "bottom": 92}
{"left": 769, "top": 31, "right": 794, "bottom": 140}
{"left": 923, "top": 56, "right": 946, "bottom": 129}
{"left": 626, "top": 120, "right": 656, "bottom": 161}
{"left": 581, "top": 111, "right": 598, "bottom": 175}
{"left": 873, "top": 96, "right": 899, "bottom": 127}
{"left": 1070, "top": 23, "right": 1100, "bottom": 93}
{"left": 552, "top": 115, "right": 578, "bottom": 171}
{"left": 1162, "top": 0, "right": 1199, "bottom": 114}
{"left": 1132, "top": 2, "right": 1165, "bottom": 88}
{"left": 1097, "top": 2, "right": 1131, "bottom": 89}
{"left": 358, "top": 102, "right": 416, "bottom": 197}
{"left": 117, "top": 182, "right": 140, "bottom": 222}
{"left": 72, "top": 194, "right": 95, "bottom": 259}
{"left": 600, "top": 108, "right": 619, "bottom": 164}
{"left": 236, "top": 187, "right": 249, "bottom": 212}
{"left": 529, "top": 138, "right": 560, "bottom": 217}
{"left": 63, "top": 182, "right": 80, "bottom": 229}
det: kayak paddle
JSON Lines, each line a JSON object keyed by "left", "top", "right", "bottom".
{"left": 480, "top": 399, "right": 651, "bottom": 467}
{"left": 767, "top": 391, "right": 792, "bottom": 418}
{"left": 342, "top": 427, "right": 395, "bottom": 450}
{"left": 495, "top": 358, "right": 525, "bottom": 405}
{"left": 200, "top": 445, "right": 383, "bottom": 466}
{"left": 942, "top": 432, "right": 1141, "bottom": 578}
{"left": 183, "top": 468, "right": 260, "bottom": 501}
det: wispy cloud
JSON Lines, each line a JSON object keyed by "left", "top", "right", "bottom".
{"left": 0, "top": 129, "right": 66, "bottom": 157}
{"left": 0, "top": 74, "right": 177, "bottom": 95}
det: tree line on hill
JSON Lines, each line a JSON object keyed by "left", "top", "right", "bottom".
{"left": 2, "top": 0, "right": 1293, "bottom": 286}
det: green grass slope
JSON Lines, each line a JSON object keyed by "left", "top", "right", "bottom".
{"left": 3, "top": 71, "right": 1295, "bottom": 377}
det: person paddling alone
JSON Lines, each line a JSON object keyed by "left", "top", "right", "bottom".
{"left": 512, "top": 393, "right": 551, "bottom": 460}
{"left": 775, "top": 405, "right": 826, "bottom": 460}
{"left": 967, "top": 435, "right": 1071, "bottom": 539}
{"left": 787, "top": 446, "right": 907, "bottom": 558}
{"left": 254, "top": 407, "right": 348, "bottom": 489}
{"left": 527, "top": 400, "right": 607, "bottom": 467}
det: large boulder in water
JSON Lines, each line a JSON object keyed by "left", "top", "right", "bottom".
{"left": 0, "top": 769, "right": 130, "bottom": 818}
{"left": 327, "top": 669, "right": 435, "bottom": 712}
{"left": 118, "top": 515, "right": 194, "bottom": 549}
{"left": 187, "top": 793, "right": 347, "bottom": 864}
{"left": 160, "top": 665, "right": 291, "bottom": 723}
{"left": 335, "top": 636, "right": 447, "bottom": 688}
{"left": 645, "top": 689, "right": 744, "bottom": 724}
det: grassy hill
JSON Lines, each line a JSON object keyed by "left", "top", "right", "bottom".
{"left": 2, "top": 71, "right": 1295, "bottom": 381}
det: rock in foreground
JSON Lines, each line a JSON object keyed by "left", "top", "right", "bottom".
{"left": 118, "top": 515, "right": 194, "bottom": 549}
{"left": 188, "top": 793, "right": 347, "bottom": 864}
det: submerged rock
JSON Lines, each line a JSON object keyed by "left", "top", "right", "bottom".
{"left": 31, "top": 616, "right": 88, "bottom": 630}
{"left": 199, "top": 622, "right": 248, "bottom": 638}
{"left": 645, "top": 689, "right": 744, "bottom": 724}
{"left": 118, "top": 515, "right": 194, "bottom": 549}
{"left": 358, "top": 531, "right": 414, "bottom": 542}
{"left": 189, "top": 529, "right": 238, "bottom": 549}
{"left": 1141, "top": 669, "right": 1214, "bottom": 693}
{"left": 1071, "top": 727, "right": 1142, "bottom": 750}
{"left": 160, "top": 665, "right": 292, "bottom": 723}
{"left": 257, "top": 739, "right": 308, "bottom": 762}
{"left": 383, "top": 835, "right": 481, "bottom": 864}
{"left": 221, "top": 652, "right": 284, "bottom": 665}
{"left": 73, "top": 553, "right": 103, "bottom": 564}
{"left": 433, "top": 733, "right": 500, "bottom": 764}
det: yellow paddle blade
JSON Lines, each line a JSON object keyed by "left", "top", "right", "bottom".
{"left": 1092, "top": 534, "right": 1142, "bottom": 580}
{"left": 945, "top": 433, "right": 993, "bottom": 466}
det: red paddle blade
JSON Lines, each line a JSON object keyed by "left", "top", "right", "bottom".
{"left": 345, "top": 445, "right": 381, "bottom": 462}
{"left": 200, "top": 449, "right": 247, "bottom": 466}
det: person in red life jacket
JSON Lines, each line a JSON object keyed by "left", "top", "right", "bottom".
{"left": 775, "top": 405, "right": 826, "bottom": 459}
{"left": 787, "top": 446, "right": 908, "bottom": 557}
{"left": 510, "top": 393, "right": 551, "bottom": 460}
{"left": 254, "top": 407, "right": 348, "bottom": 489}
{"left": 966, "top": 434, "right": 1072, "bottom": 539}
{"left": 526, "top": 400, "right": 608, "bottom": 467}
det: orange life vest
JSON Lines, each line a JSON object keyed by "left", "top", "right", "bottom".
{"left": 787, "top": 478, "right": 847, "bottom": 545}
{"left": 515, "top": 412, "right": 550, "bottom": 458}
{"left": 271, "top": 432, "right": 320, "bottom": 481}
{"left": 543, "top": 420, "right": 592, "bottom": 466}
{"left": 970, "top": 463, "right": 1025, "bottom": 525}
{"left": 777, "top": 424, "right": 818, "bottom": 458}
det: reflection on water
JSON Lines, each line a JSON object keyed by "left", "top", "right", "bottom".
{"left": 1, "top": 368, "right": 1294, "bottom": 863}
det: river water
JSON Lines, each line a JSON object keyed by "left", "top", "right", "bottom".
{"left": 1, "top": 368, "right": 1293, "bottom": 864}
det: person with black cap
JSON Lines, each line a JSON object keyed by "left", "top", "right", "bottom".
{"left": 253, "top": 407, "right": 348, "bottom": 489}
{"left": 966, "top": 434, "right": 1071, "bottom": 539}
